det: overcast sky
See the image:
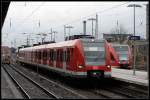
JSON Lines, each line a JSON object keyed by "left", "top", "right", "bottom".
{"left": 2, "top": 1, "right": 148, "bottom": 47}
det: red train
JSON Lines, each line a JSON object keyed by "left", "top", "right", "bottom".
{"left": 16, "top": 38, "right": 112, "bottom": 78}
{"left": 108, "top": 43, "right": 132, "bottom": 69}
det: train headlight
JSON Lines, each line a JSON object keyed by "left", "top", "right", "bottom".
{"left": 78, "top": 65, "right": 84, "bottom": 68}
{"left": 107, "top": 65, "right": 111, "bottom": 68}
{"left": 92, "top": 39, "right": 94, "bottom": 42}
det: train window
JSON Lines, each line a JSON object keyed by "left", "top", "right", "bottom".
{"left": 63, "top": 51, "right": 66, "bottom": 62}
{"left": 52, "top": 50, "right": 54, "bottom": 61}
{"left": 67, "top": 49, "right": 70, "bottom": 62}
{"left": 36, "top": 51, "right": 37, "bottom": 59}
{"left": 83, "top": 42, "right": 105, "bottom": 65}
{"left": 39, "top": 51, "right": 41, "bottom": 59}
{"left": 35, "top": 51, "right": 37, "bottom": 58}
{"left": 53, "top": 51, "right": 56, "bottom": 61}
{"left": 56, "top": 50, "right": 59, "bottom": 61}
{"left": 110, "top": 53, "right": 115, "bottom": 61}
{"left": 50, "top": 49, "right": 54, "bottom": 61}
{"left": 43, "top": 50, "right": 47, "bottom": 60}
{"left": 60, "top": 50, "right": 63, "bottom": 62}
{"left": 33, "top": 51, "right": 34, "bottom": 58}
{"left": 113, "top": 46, "right": 128, "bottom": 53}
{"left": 33, "top": 51, "right": 35, "bottom": 59}
{"left": 49, "top": 49, "right": 53, "bottom": 61}
{"left": 25, "top": 52, "right": 27, "bottom": 58}
{"left": 49, "top": 50, "right": 51, "bottom": 60}
{"left": 36, "top": 51, "right": 38, "bottom": 58}
{"left": 35, "top": 51, "right": 37, "bottom": 59}
{"left": 31, "top": 51, "right": 32, "bottom": 58}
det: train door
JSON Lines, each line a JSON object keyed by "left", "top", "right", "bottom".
{"left": 35, "top": 50, "right": 37, "bottom": 64}
{"left": 33, "top": 50, "right": 36, "bottom": 63}
{"left": 29, "top": 51, "right": 31, "bottom": 63}
{"left": 38, "top": 50, "right": 42, "bottom": 64}
{"left": 66, "top": 48, "right": 70, "bottom": 70}
{"left": 59, "top": 49, "right": 63, "bottom": 69}
{"left": 63, "top": 48, "right": 67, "bottom": 70}
{"left": 49, "top": 49, "right": 53, "bottom": 67}
{"left": 70, "top": 48, "right": 75, "bottom": 70}
{"left": 56, "top": 49, "right": 59, "bottom": 68}
{"left": 53, "top": 49, "right": 56, "bottom": 67}
{"left": 26, "top": 51, "right": 30, "bottom": 62}
{"left": 30, "top": 51, "right": 32, "bottom": 63}
{"left": 33, "top": 50, "right": 35, "bottom": 63}
{"left": 31, "top": 50, "right": 33, "bottom": 63}
{"left": 66, "top": 48, "right": 75, "bottom": 70}
{"left": 46, "top": 49, "right": 49, "bottom": 65}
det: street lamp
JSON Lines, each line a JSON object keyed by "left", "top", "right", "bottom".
{"left": 36, "top": 33, "right": 42, "bottom": 44}
{"left": 64, "top": 25, "right": 66, "bottom": 40}
{"left": 22, "top": 33, "right": 30, "bottom": 46}
{"left": 88, "top": 18, "right": 96, "bottom": 37}
{"left": 127, "top": 4, "right": 142, "bottom": 75}
{"left": 52, "top": 31, "right": 57, "bottom": 42}
{"left": 65, "top": 25, "right": 73, "bottom": 37}
{"left": 42, "top": 33, "right": 47, "bottom": 43}
{"left": 48, "top": 28, "right": 53, "bottom": 41}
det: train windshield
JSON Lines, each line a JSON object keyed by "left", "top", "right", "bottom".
{"left": 113, "top": 46, "right": 128, "bottom": 61}
{"left": 82, "top": 41, "right": 105, "bottom": 66}
{"left": 118, "top": 54, "right": 128, "bottom": 60}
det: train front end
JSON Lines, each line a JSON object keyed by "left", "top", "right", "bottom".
{"left": 112, "top": 45, "right": 132, "bottom": 69}
{"left": 76, "top": 39, "right": 111, "bottom": 78}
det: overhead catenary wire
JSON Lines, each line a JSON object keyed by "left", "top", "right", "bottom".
{"left": 8, "top": 2, "right": 145, "bottom": 43}
{"left": 17, "top": 2, "right": 45, "bottom": 32}
{"left": 43, "top": 2, "right": 130, "bottom": 33}
{"left": 18, "top": 2, "right": 129, "bottom": 34}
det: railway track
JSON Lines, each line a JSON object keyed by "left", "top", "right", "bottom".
{"left": 2, "top": 64, "right": 59, "bottom": 99}
{"left": 10, "top": 63, "right": 88, "bottom": 99}
{"left": 11, "top": 63, "right": 109, "bottom": 99}
{"left": 11, "top": 63, "right": 148, "bottom": 99}
{"left": 99, "top": 86, "right": 148, "bottom": 99}
{"left": 92, "top": 78, "right": 148, "bottom": 99}
{"left": 107, "top": 84, "right": 148, "bottom": 98}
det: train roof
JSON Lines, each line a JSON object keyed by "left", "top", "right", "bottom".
{"left": 19, "top": 39, "right": 79, "bottom": 51}
{"left": 65, "top": 34, "right": 94, "bottom": 41}
{"left": 80, "top": 38, "right": 105, "bottom": 43}
{"left": 111, "top": 43, "right": 129, "bottom": 47}
{"left": 19, "top": 38, "right": 106, "bottom": 51}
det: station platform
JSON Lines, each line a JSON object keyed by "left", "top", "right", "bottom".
{"left": 1, "top": 66, "right": 23, "bottom": 99}
{"left": 111, "top": 68, "right": 148, "bottom": 86}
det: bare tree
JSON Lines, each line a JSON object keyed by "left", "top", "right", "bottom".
{"left": 110, "top": 24, "right": 128, "bottom": 43}
{"left": 110, "top": 24, "right": 128, "bottom": 34}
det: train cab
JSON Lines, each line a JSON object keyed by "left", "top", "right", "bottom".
{"left": 109, "top": 43, "right": 132, "bottom": 69}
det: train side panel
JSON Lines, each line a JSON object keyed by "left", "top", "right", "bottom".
{"left": 17, "top": 39, "right": 111, "bottom": 78}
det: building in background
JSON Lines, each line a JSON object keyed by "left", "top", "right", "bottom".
{"left": 103, "top": 33, "right": 133, "bottom": 43}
